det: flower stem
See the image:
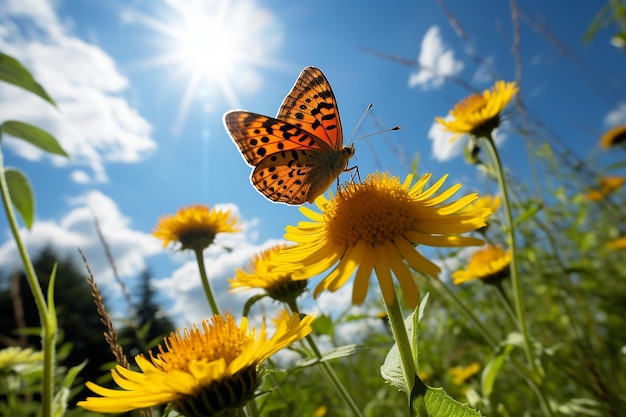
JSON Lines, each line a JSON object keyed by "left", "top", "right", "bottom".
{"left": 384, "top": 297, "right": 416, "bottom": 392}
{"left": 287, "top": 300, "right": 364, "bottom": 417}
{"left": 193, "top": 248, "right": 221, "bottom": 316}
{"left": 481, "top": 134, "right": 538, "bottom": 375}
{"left": 0, "top": 146, "right": 56, "bottom": 417}
{"left": 492, "top": 281, "right": 518, "bottom": 328}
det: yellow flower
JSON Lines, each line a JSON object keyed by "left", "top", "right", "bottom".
{"left": 599, "top": 125, "right": 626, "bottom": 149}
{"left": 277, "top": 172, "right": 490, "bottom": 308}
{"left": 449, "top": 362, "right": 481, "bottom": 385}
{"left": 152, "top": 204, "right": 240, "bottom": 251}
{"left": 585, "top": 176, "right": 626, "bottom": 201}
{"left": 452, "top": 245, "right": 511, "bottom": 285}
{"left": 436, "top": 81, "right": 518, "bottom": 141}
{"left": 607, "top": 235, "right": 626, "bottom": 250}
{"left": 464, "top": 194, "right": 501, "bottom": 213}
{"left": 77, "top": 313, "right": 313, "bottom": 416}
{"left": 230, "top": 244, "right": 307, "bottom": 303}
{"left": 314, "top": 405, "right": 328, "bottom": 417}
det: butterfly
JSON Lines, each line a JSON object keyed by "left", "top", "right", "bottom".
{"left": 223, "top": 66, "right": 355, "bottom": 205}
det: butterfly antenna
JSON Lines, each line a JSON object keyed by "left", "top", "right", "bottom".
{"left": 353, "top": 126, "right": 400, "bottom": 144}
{"left": 348, "top": 103, "right": 374, "bottom": 141}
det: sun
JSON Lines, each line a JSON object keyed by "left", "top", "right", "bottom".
{"left": 123, "top": 0, "right": 283, "bottom": 130}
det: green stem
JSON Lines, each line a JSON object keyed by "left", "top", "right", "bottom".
{"left": 287, "top": 300, "right": 364, "bottom": 417}
{"left": 433, "top": 277, "right": 498, "bottom": 347}
{"left": 384, "top": 296, "right": 429, "bottom": 416}
{"left": 384, "top": 297, "right": 416, "bottom": 391}
{"left": 245, "top": 396, "right": 259, "bottom": 417}
{"left": 0, "top": 146, "right": 55, "bottom": 417}
{"left": 492, "top": 281, "right": 519, "bottom": 328}
{"left": 194, "top": 248, "right": 221, "bottom": 315}
{"left": 481, "top": 134, "right": 538, "bottom": 374}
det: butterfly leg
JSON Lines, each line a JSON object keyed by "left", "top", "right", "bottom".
{"left": 346, "top": 165, "right": 361, "bottom": 183}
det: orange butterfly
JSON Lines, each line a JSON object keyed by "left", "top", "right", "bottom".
{"left": 223, "top": 66, "right": 354, "bottom": 205}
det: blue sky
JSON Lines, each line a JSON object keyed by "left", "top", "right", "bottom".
{"left": 0, "top": 0, "right": 624, "bottom": 327}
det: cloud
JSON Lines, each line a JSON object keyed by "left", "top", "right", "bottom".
{"left": 428, "top": 119, "right": 508, "bottom": 162}
{"left": 428, "top": 119, "right": 468, "bottom": 161}
{"left": 604, "top": 102, "right": 626, "bottom": 126}
{"left": 153, "top": 222, "right": 286, "bottom": 326}
{"left": 409, "top": 26, "right": 464, "bottom": 90}
{"left": 0, "top": 190, "right": 161, "bottom": 289}
{"left": 0, "top": 0, "right": 156, "bottom": 183}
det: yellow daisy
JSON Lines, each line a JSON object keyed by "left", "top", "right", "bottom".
{"left": 152, "top": 204, "right": 240, "bottom": 251}
{"left": 77, "top": 312, "right": 313, "bottom": 416}
{"left": 585, "top": 176, "right": 626, "bottom": 201}
{"left": 230, "top": 244, "right": 307, "bottom": 303}
{"left": 277, "top": 172, "right": 490, "bottom": 308}
{"left": 599, "top": 125, "right": 626, "bottom": 149}
{"left": 452, "top": 244, "right": 511, "bottom": 285}
{"left": 606, "top": 235, "right": 626, "bottom": 250}
{"left": 449, "top": 362, "right": 481, "bottom": 385}
{"left": 436, "top": 81, "right": 519, "bottom": 141}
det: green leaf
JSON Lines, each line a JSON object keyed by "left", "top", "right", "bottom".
{"left": 47, "top": 263, "right": 58, "bottom": 330}
{"left": 381, "top": 294, "right": 430, "bottom": 394}
{"left": 482, "top": 343, "right": 514, "bottom": 398}
{"left": 514, "top": 200, "right": 542, "bottom": 225}
{"left": 0, "top": 52, "right": 56, "bottom": 106}
{"left": 242, "top": 294, "right": 266, "bottom": 317}
{"left": 312, "top": 314, "right": 333, "bottom": 335}
{"left": 318, "top": 344, "right": 369, "bottom": 361}
{"left": 5, "top": 167, "right": 35, "bottom": 229}
{"left": 381, "top": 309, "right": 417, "bottom": 394}
{"left": 1, "top": 120, "right": 68, "bottom": 157}
{"left": 583, "top": 4, "right": 611, "bottom": 42}
{"left": 416, "top": 386, "right": 483, "bottom": 417}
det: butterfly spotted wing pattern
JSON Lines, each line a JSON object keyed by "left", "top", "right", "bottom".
{"left": 224, "top": 67, "right": 354, "bottom": 205}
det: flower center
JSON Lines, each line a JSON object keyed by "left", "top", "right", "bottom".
{"left": 172, "top": 366, "right": 258, "bottom": 417}
{"left": 455, "top": 93, "right": 487, "bottom": 114}
{"left": 323, "top": 176, "right": 416, "bottom": 248}
{"left": 155, "top": 316, "right": 247, "bottom": 373}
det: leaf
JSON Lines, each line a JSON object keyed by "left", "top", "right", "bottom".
{"left": 381, "top": 294, "right": 430, "bottom": 394}
{"left": 482, "top": 343, "right": 514, "bottom": 399}
{"left": 318, "top": 344, "right": 369, "bottom": 361}
{"left": 381, "top": 309, "right": 417, "bottom": 394}
{"left": 312, "top": 314, "right": 333, "bottom": 335}
{"left": 5, "top": 167, "right": 35, "bottom": 229}
{"left": 242, "top": 294, "right": 267, "bottom": 317}
{"left": 415, "top": 386, "right": 483, "bottom": 417}
{"left": 514, "top": 200, "right": 542, "bottom": 225}
{"left": 1, "top": 120, "right": 68, "bottom": 157}
{"left": 0, "top": 52, "right": 56, "bottom": 106}
{"left": 583, "top": 4, "right": 611, "bottom": 43}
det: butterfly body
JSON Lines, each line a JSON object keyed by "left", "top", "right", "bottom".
{"left": 224, "top": 67, "right": 353, "bottom": 205}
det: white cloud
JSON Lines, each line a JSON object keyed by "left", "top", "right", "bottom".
{"left": 0, "top": 0, "right": 156, "bottom": 183}
{"left": 428, "top": 119, "right": 507, "bottom": 162}
{"left": 409, "top": 26, "right": 464, "bottom": 90}
{"left": 153, "top": 228, "right": 286, "bottom": 326}
{"left": 604, "top": 102, "right": 626, "bottom": 126}
{"left": 471, "top": 56, "right": 495, "bottom": 84}
{"left": 428, "top": 119, "right": 467, "bottom": 161}
{"left": 0, "top": 190, "right": 161, "bottom": 289}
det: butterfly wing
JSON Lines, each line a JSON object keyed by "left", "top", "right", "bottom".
{"left": 224, "top": 111, "right": 330, "bottom": 166}
{"left": 223, "top": 67, "right": 352, "bottom": 205}
{"left": 277, "top": 66, "right": 343, "bottom": 151}
{"left": 251, "top": 150, "right": 318, "bottom": 205}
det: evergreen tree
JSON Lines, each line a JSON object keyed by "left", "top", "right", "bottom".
{"left": 0, "top": 246, "right": 114, "bottom": 403}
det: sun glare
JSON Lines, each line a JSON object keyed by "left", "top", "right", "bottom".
{"left": 125, "top": 0, "right": 283, "bottom": 131}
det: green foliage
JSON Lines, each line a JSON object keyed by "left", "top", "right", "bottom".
{"left": 4, "top": 168, "right": 34, "bottom": 229}
{"left": 0, "top": 52, "right": 56, "bottom": 106}
{"left": 0, "top": 121, "right": 68, "bottom": 157}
